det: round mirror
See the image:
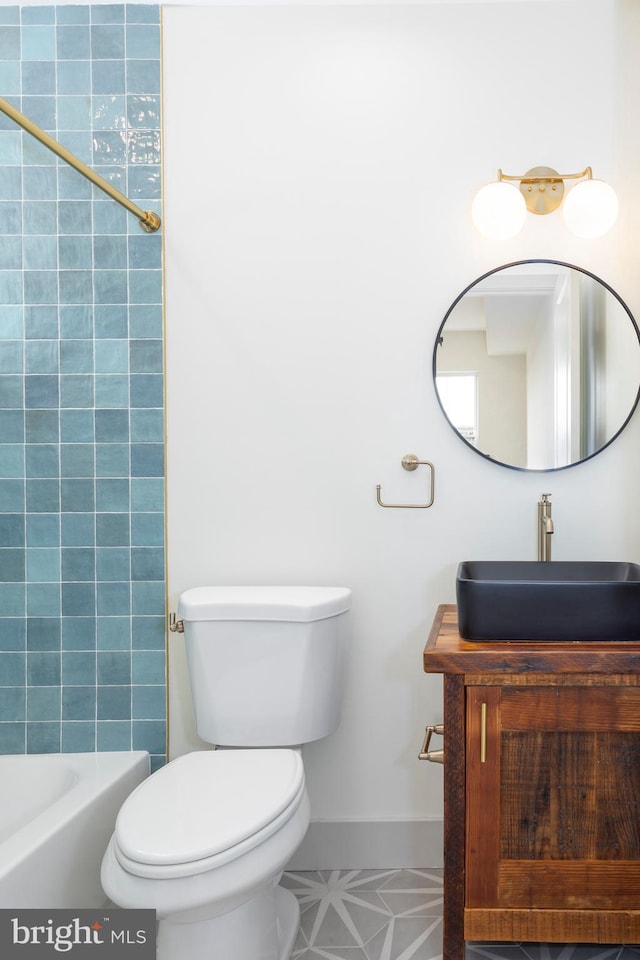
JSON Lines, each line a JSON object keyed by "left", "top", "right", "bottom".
{"left": 433, "top": 260, "right": 640, "bottom": 471}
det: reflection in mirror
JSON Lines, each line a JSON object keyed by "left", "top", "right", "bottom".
{"left": 434, "top": 261, "right": 640, "bottom": 471}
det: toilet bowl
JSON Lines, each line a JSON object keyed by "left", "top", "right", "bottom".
{"left": 101, "top": 749, "right": 310, "bottom": 960}
{"left": 101, "top": 585, "right": 351, "bottom": 960}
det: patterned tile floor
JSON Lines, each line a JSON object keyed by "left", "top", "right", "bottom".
{"left": 282, "top": 868, "right": 640, "bottom": 960}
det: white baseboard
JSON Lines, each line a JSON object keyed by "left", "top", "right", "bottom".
{"left": 286, "top": 818, "right": 443, "bottom": 871}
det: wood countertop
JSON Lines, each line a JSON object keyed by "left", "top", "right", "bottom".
{"left": 423, "top": 604, "right": 640, "bottom": 676}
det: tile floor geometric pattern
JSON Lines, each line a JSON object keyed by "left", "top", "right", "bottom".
{"left": 282, "top": 869, "right": 640, "bottom": 960}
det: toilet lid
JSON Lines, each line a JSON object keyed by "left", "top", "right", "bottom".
{"left": 114, "top": 749, "right": 304, "bottom": 867}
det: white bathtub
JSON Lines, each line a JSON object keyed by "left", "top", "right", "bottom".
{"left": 0, "top": 751, "right": 150, "bottom": 908}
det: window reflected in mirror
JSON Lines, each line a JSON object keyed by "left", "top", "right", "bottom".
{"left": 433, "top": 261, "right": 640, "bottom": 471}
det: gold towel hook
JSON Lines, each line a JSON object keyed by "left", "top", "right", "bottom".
{"left": 376, "top": 454, "right": 435, "bottom": 509}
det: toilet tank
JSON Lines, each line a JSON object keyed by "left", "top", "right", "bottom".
{"left": 178, "top": 586, "right": 351, "bottom": 747}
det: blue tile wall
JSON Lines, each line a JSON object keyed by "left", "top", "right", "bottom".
{"left": 0, "top": 4, "right": 165, "bottom": 768}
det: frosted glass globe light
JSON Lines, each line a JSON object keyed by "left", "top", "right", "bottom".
{"left": 562, "top": 178, "right": 619, "bottom": 239}
{"left": 471, "top": 181, "right": 527, "bottom": 241}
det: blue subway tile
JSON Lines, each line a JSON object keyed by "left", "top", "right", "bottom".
{"left": 61, "top": 513, "right": 95, "bottom": 547}
{"left": 23, "top": 201, "right": 57, "bottom": 236}
{"left": 97, "top": 684, "right": 130, "bottom": 720}
{"left": 96, "top": 547, "right": 130, "bottom": 581}
{"left": 59, "top": 306, "right": 93, "bottom": 340}
{"left": 27, "top": 685, "right": 60, "bottom": 721}
{"left": 95, "top": 408, "right": 128, "bottom": 441}
{"left": 61, "top": 547, "right": 95, "bottom": 581}
{"left": 61, "top": 479, "right": 95, "bottom": 512}
{"left": 0, "top": 409, "right": 24, "bottom": 441}
{"left": 23, "top": 166, "right": 57, "bottom": 200}
{"left": 0, "top": 722, "right": 25, "bottom": 753}
{"left": 1, "top": 650, "right": 26, "bottom": 684}
{"left": 25, "top": 374, "right": 59, "bottom": 408}
{"left": 60, "top": 409, "right": 94, "bottom": 443}
{"left": 22, "top": 7, "right": 55, "bottom": 25}
{"left": 57, "top": 25, "right": 91, "bottom": 61}
{"left": 129, "top": 339, "right": 162, "bottom": 373}
{"left": 21, "top": 25, "right": 55, "bottom": 60}
{"left": 131, "top": 513, "right": 163, "bottom": 547}
{"left": 91, "top": 24, "right": 125, "bottom": 60}
{"left": 27, "top": 582, "right": 61, "bottom": 617}
{"left": 0, "top": 514, "right": 25, "bottom": 546}
{"left": 132, "top": 684, "right": 165, "bottom": 719}
{"left": 26, "top": 478, "right": 59, "bottom": 513}
{"left": 131, "top": 477, "right": 163, "bottom": 511}
{"left": 26, "top": 443, "right": 59, "bottom": 477}
{"left": 58, "top": 236, "right": 93, "bottom": 269}
{"left": 0, "top": 444, "right": 24, "bottom": 477}
{"left": 26, "top": 616, "right": 60, "bottom": 651}
{"left": 0, "top": 687, "right": 25, "bottom": 721}
{"left": 0, "top": 339, "right": 22, "bottom": 373}
{"left": 0, "top": 375, "right": 24, "bottom": 408}
{"left": 0, "top": 237, "right": 22, "bottom": 268}
{"left": 26, "top": 514, "right": 59, "bottom": 547}
{"left": 97, "top": 616, "right": 131, "bottom": 650}
{"left": 56, "top": 60, "right": 91, "bottom": 96}
{"left": 26, "top": 410, "right": 58, "bottom": 443}
{"left": 92, "top": 59, "right": 125, "bottom": 95}
{"left": 27, "top": 650, "right": 60, "bottom": 685}
{"left": 26, "top": 721, "right": 60, "bottom": 752}
{"left": 97, "top": 720, "right": 131, "bottom": 751}
{"left": 0, "top": 479, "right": 24, "bottom": 512}
{"left": 126, "top": 59, "right": 160, "bottom": 95}
{"left": 95, "top": 513, "right": 130, "bottom": 547}
{"left": 61, "top": 443, "right": 95, "bottom": 478}
{"left": 95, "top": 374, "right": 128, "bottom": 408}
{"left": 0, "top": 582, "right": 25, "bottom": 617}
{"left": 97, "top": 650, "right": 130, "bottom": 685}
{"left": 62, "top": 721, "right": 95, "bottom": 752}
{"left": 0, "top": 547, "right": 25, "bottom": 581}
{"left": 131, "top": 614, "right": 165, "bottom": 648}
{"left": 96, "top": 580, "right": 130, "bottom": 616}
{"left": 23, "top": 236, "right": 57, "bottom": 270}
{"left": 94, "top": 235, "right": 127, "bottom": 269}
{"left": 95, "top": 478, "right": 129, "bottom": 512}
{"left": 25, "top": 340, "right": 57, "bottom": 375}
{"left": 96, "top": 443, "right": 129, "bottom": 478}
{"left": 22, "top": 59, "right": 55, "bottom": 92}
{"left": 0, "top": 27, "right": 21, "bottom": 60}
{"left": 59, "top": 271, "right": 94, "bottom": 304}
{"left": 131, "top": 546, "right": 163, "bottom": 581}
{"left": 62, "top": 685, "right": 96, "bottom": 720}
{"left": 25, "top": 306, "right": 58, "bottom": 339}
{"left": 95, "top": 339, "right": 128, "bottom": 373}
{"left": 131, "top": 443, "right": 163, "bottom": 478}
{"left": 62, "top": 581, "right": 96, "bottom": 617}
{"left": 26, "top": 548, "right": 61, "bottom": 583}
{"left": 60, "top": 340, "right": 93, "bottom": 373}
{"left": 62, "top": 650, "right": 95, "bottom": 684}
{"left": 94, "top": 305, "right": 128, "bottom": 339}
{"left": 59, "top": 374, "right": 94, "bottom": 408}
{"left": 61, "top": 616, "right": 96, "bottom": 651}
{"left": 0, "top": 618, "right": 25, "bottom": 651}
{"left": 132, "top": 719, "right": 165, "bottom": 754}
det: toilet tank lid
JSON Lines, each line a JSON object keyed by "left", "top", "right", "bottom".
{"left": 178, "top": 586, "right": 351, "bottom": 622}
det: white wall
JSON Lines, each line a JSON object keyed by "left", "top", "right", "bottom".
{"left": 162, "top": 0, "right": 640, "bottom": 867}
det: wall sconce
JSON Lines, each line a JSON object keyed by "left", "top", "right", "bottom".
{"left": 471, "top": 166, "right": 618, "bottom": 241}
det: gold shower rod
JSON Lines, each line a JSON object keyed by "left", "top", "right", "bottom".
{"left": 0, "top": 96, "right": 161, "bottom": 233}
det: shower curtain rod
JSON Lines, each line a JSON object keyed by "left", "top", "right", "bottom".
{"left": 0, "top": 96, "right": 161, "bottom": 233}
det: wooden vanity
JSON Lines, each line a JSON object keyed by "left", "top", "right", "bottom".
{"left": 423, "top": 604, "right": 640, "bottom": 960}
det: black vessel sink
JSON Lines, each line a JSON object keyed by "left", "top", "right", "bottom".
{"left": 456, "top": 560, "right": 640, "bottom": 642}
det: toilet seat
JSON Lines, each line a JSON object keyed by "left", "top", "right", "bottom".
{"left": 112, "top": 749, "right": 305, "bottom": 881}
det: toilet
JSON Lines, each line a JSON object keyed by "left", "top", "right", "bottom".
{"left": 101, "top": 585, "right": 351, "bottom": 960}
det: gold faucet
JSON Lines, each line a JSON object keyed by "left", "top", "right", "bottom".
{"left": 538, "top": 493, "right": 554, "bottom": 561}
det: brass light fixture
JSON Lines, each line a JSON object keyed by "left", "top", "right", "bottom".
{"left": 472, "top": 166, "right": 618, "bottom": 241}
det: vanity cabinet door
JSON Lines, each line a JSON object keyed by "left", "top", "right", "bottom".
{"left": 465, "top": 685, "right": 640, "bottom": 918}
